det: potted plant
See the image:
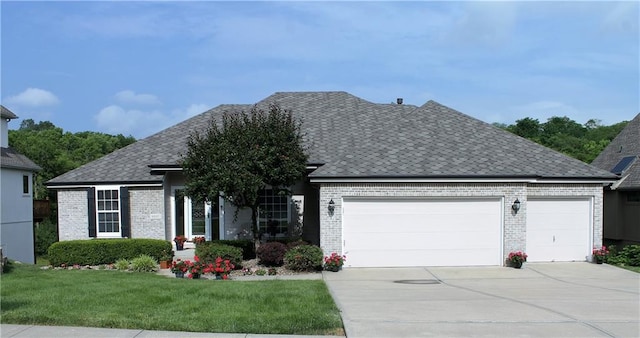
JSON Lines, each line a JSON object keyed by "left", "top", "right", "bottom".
{"left": 324, "top": 252, "right": 346, "bottom": 272}
{"left": 174, "top": 235, "right": 187, "bottom": 250}
{"left": 212, "top": 256, "right": 234, "bottom": 280}
{"left": 193, "top": 236, "right": 206, "bottom": 245}
{"left": 159, "top": 250, "right": 174, "bottom": 269}
{"left": 188, "top": 255, "right": 207, "bottom": 279}
{"left": 507, "top": 251, "right": 527, "bottom": 269}
{"left": 592, "top": 246, "right": 609, "bottom": 264}
{"left": 170, "top": 259, "right": 190, "bottom": 278}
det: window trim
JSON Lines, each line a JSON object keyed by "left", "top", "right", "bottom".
{"left": 22, "top": 174, "right": 30, "bottom": 195}
{"left": 257, "top": 188, "right": 291, "bottom": 237}
{"left": 95, "top": 185, "right": 122, "bottom": 238}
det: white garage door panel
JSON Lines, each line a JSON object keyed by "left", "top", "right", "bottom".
{"left": 343, "top": 198, "right": 502, "bottom": 267}
{"left": 347, "top": 248, "right": 500, "bottom": 267}
{"left": 526, "top": 199, "right": 591, "bottom": 262}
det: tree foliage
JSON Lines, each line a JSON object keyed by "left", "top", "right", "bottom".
{"left": 8, "top": 119, "right": 136, "bottom": 199}
{"left": 497, "top": 116, "right": 628, "bottom": 163}
{"left": 182, "top": 104, "right": 308, "bottom": 245}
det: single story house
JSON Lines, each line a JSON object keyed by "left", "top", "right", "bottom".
{"left": 1, "top": 105, "right": 41, "bottom": 264}
{"left": 48, "top": 92, "right": 617, "bottom": 267}
{"left": 591, "top": 113, "right": 640, "bottom": 245}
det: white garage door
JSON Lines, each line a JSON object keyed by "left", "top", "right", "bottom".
{"left": 342, "top": 198, "right": 503, "bottom": 267}
{"left": 526, "top": 198, "right": 591, "bottom": 262}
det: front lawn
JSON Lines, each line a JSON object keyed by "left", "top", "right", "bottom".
{"left": 0, "top": 263, "right": 343, "bottom": 335}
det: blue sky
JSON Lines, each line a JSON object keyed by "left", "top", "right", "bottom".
{"left": 1, "top": 1, "right": 638, "bottom": 139}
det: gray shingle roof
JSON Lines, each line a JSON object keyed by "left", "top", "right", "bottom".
{"left": 47, "top": 91, "right": 616, "bottom": 186}
{"left": 592, "top": 113, "right": 640, "bottom": 189}
{"left": 1, "top": 147, "right": 41, "bottom": 171}
{"left": 1, "top": 105, "right": 18, "bottom": 119}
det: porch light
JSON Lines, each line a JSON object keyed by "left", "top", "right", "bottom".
{"left": 512, "top": 199, "right": 521, "bottom": 213}
{"left": 328, "top": 199, "right": 335, "bottom": 215}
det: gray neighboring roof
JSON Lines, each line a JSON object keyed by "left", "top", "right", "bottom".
{"left": 592, "top": 113, "right": 640, "bottom": 190}
{"left": 0, "top": 105, "right": 40, "bottom": 171}
{"left": 1, "top": 147, "right": 41, "bottom": 171}
{"left": 1, "top": 105, "right": 18, "bottom": 119}
{"left": 47, "top": 91, "right": 616, "bottom": 186}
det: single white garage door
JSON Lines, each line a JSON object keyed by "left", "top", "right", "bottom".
{"left": 342, "top": 198, "right": 503, "bottom": 267}
{"left": 526, "top": 198, "right": 591, "bottom": 262}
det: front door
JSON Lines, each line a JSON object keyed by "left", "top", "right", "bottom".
{"left": 174, "top": 189, "right": 220, "bottom": 241}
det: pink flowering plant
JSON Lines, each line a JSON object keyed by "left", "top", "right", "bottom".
{"left": 593, "top": 246, "right": 609, "bottom": 260}
{"left": 507, "top": 251, "right": 528, "bottom": 265}
{"left": 324, "top": 253, "right": 346, "bottom": 271}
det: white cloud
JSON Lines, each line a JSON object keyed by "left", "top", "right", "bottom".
{"left": 602, "top": 2, "right": 639, "bottom": 34}
{"left": 95, "top": 105, "right": 167, "bottom": 137}
{"left": 5, "top": 88, "right": 60, "bottom": 107}
{"left": 95, "top": 103, "right": 209, "bottom": 138}
{"left": 173, "top": 104, "right": 209, "bottom": 120}
{"left": 510, "top": 100, "right": 581, "bottom": 122}
{"left": 114, "top": 90, "right": 161, "bottom": 105}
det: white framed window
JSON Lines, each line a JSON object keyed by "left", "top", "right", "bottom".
{"left": 96, "top": 186, "right": 121, "bottom": 237}
{"left": 258, "top": 188, "right": 290, "bottom": 237}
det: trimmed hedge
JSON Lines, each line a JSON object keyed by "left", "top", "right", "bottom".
{"left": 284, "top": 245, "right": 323, "bottom": 272}
{"left": 47, "top": 239, "right": 172, "bottom": 267}
{"left": 195, "top": 243, "right": 243, "bottom": 268}
{"left": 211, "top": 239, "right": 255, "bottom": 260}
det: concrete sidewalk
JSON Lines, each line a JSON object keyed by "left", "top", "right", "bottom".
{"left": 0, "top": 325, "right": 340, "bottom": 338}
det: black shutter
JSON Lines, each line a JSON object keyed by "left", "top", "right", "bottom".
{"left": 87, "top": 187, "right": 96, "bottom": 238}
{"left": 120, "top": 187, "right": 130, "bottom": 238}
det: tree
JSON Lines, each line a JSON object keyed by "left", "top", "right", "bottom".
{"left": 496, "top": 115, "right": 629, "bottom": 164}
{"left": 182, "top": 104, "right": 308, "bottom": 247}
{"left": 509, "top": 117, "right": 542, "bottom": 140}
{"left": 9, "top": 122, "right": 136, "bottom": 200}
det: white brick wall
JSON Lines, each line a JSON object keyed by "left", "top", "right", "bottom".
{"left": 57, "top": 189, "right": 89, "bottom": 241}
{"left": 130, "top": 188, "right": 164, "bottom": 239}
{"left": 527, "top": 184, "right": 604, "bottom": 249}
{"left": 319, "top": 182, "right": 603, "bottom": 265}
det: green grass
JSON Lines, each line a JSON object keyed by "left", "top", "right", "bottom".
{"left": 614, "top": 264, "right": 640, "bottom": 273}
{"left": 1, "top": 263, "right": 343, "bottom": 335}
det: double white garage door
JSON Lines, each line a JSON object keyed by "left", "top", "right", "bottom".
{"left": 342, "top": 197, "right": 591, "bottom": 267}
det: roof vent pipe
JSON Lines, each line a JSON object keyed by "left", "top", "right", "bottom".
{"left": 397, "top": 98, "right": 403, "bottom": 105}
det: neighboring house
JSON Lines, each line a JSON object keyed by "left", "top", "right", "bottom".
{"left": 47, "top": 92, "right": 617, "bottom": 267}
{"left": 592, "top": 114, "right": 640, "bottom": 245}
{"left": 1, "top": 105, "right": 41, "bottom": 264}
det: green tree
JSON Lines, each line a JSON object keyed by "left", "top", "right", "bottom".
{"left": 497, "top": 116, "right": 629, "bottom": 164}
{"left": 182, "top": 104, "right": 308, "bottom": 248}
{"left": 508, "top": 117, "right": 542, "bottom": 140}
{"left": 8, "top": 122, "right": 136, "bottom": 200}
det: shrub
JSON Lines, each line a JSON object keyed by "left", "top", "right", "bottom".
{"left": 47, "top": 239, "right": 172, "bottom": 266}
{"left": 256, "top": 241, "right": 287, "bottom": 266}
{"left": 131, "top": 254, "right": 158, "bottom": 272}
{"left": 35, "top": 220, "right": 58, "bottom": 256}
{"left": 286, "top": 239, "right": 309, "bottom": 250}
{"left": 114, "top": 258, "right": 130, "bottom": 271}
{"left": 212, "top": 240, "right": 255, "bottom": 260}
{"left": 195, "top": 243, "right": 242, "bottom": 268}
{"left": 284, "top": 245, "right": 323, "bottom": 272}
{"left": 608, "top": 245, "right": 640, "bottom": 266}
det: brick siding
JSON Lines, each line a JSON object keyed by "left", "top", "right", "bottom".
{"left": 319, "top": 182, "right": 603, "bottom": 264}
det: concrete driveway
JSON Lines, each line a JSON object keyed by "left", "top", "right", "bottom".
{"left": 323, "top": 263, "right": 639, "bottom": 337}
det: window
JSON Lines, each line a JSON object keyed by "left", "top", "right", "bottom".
{"left": 258, "top": 188, "right": 290, "bottom": 237}
{"left": 97, "top": 188, "right": 120, "bottom": 236}
{"left": 627, "top": 191, "right": 640, "bottom": 203}
{"left": 23, "top": 175, "right": 29, "bottom": 194}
